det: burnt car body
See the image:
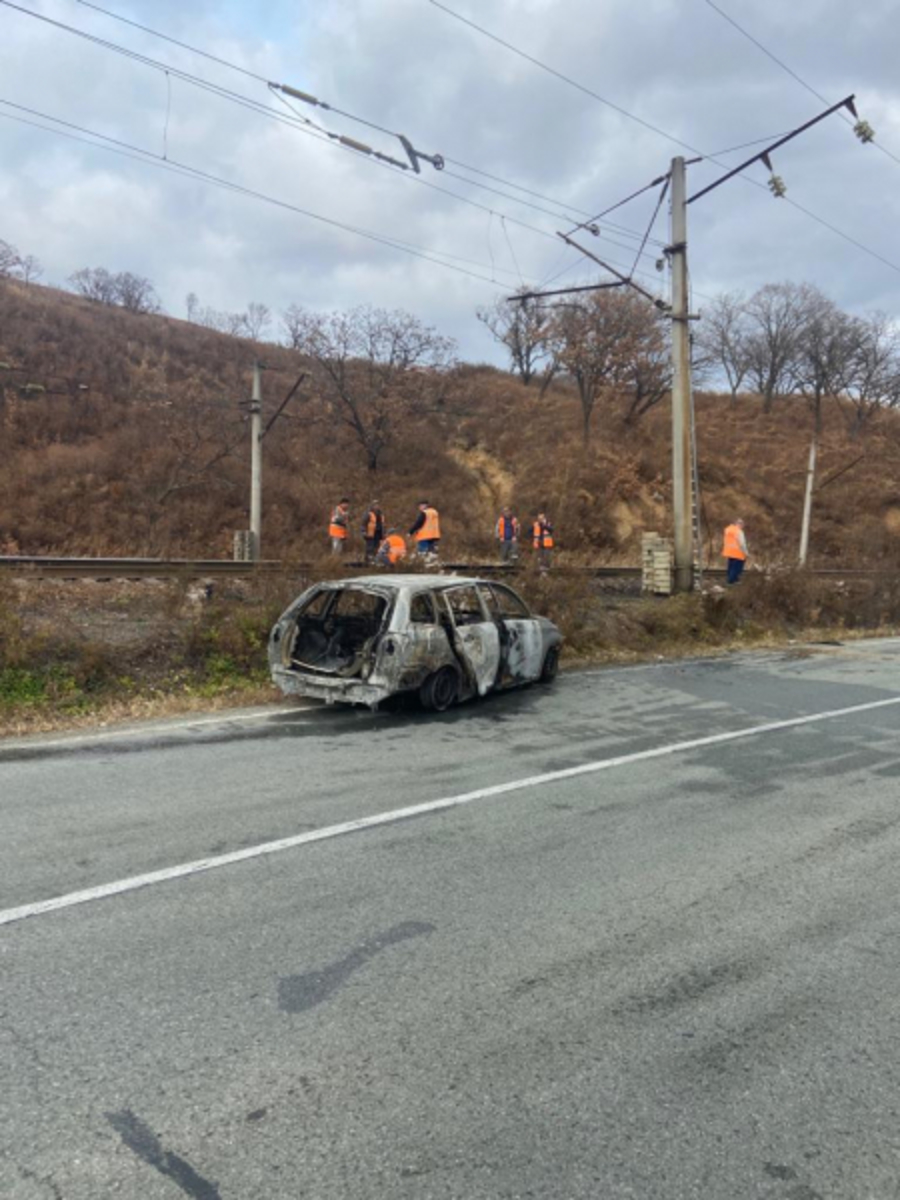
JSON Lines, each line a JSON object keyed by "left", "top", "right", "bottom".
{"left": 268, "top": 575, "right": 562, "bottom": 711}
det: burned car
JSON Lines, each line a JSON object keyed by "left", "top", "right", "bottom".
{"left": 269, "top": 575, "right": 563, "bottom": 711}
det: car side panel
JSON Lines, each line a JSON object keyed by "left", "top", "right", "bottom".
{"left": 454, "top": 623, "right": 502, "bottom": 695}
{"left": 498, "top": 618, "right": 546, "bottom": 685}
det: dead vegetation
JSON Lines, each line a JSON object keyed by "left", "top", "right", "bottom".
{"left": 2, "top": 568, "right": 899, "bottom": 736}
{"left": 2, "top": 278, "right": 900, "bottom": 569}
{"left": 2, "top": 275, "right": 900, "bottom": 732}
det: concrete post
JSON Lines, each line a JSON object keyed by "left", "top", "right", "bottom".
{"left": 250, "top": 361, "right": 262, "bottom": 561}
{"left": 798, "top": 432, "right": 817, "bottom": 566}
{"left": 670, "top": 156, "right": 694, "bottom": 593}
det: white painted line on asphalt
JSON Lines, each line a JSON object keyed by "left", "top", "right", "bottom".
{"left": 0, "top": 706, "right": 310, "bottom": 752}
{"left": 2, "top": 692, "right": 899, "bottom": 928}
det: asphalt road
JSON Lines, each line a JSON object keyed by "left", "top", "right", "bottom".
{"left": 3, "top": 640, "right": 900, "bottom": 1200}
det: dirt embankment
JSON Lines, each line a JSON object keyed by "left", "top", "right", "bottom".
{"left": 4, "top": 278, "right": 900, "bottom": 569}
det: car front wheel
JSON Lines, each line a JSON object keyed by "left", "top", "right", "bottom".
{"left": 420, "top": 666, "right": 459, "bottom": 712}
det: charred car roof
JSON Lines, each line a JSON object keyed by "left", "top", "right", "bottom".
{"left": 311, "top": 575, "right": 490, "bottom": 592}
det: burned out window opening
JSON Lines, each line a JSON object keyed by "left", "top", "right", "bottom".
{"left": 290, "top": 587, "right": 390, "bottom": 676}
{"left": 444, "top": 585, "right": 487, "bottom": 627}
{"left": 410, "top": 593, "right": 438, "bottom": 624}
{"left": 478, "top": 584, "right": 501, "bottom": 619}
{"left": 490, "top": 585, "right": 531, "bottom": 619}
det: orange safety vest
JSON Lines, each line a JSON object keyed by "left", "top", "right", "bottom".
{"left": 416, "top": 507, "right": 441, "bottom": 542}
{"left": 329, "top": 507, "right": 348, "bottom": 539}
{"left": 722, "top": 524, "right": 746, "bottom": 561}
{"left": 380, "top": 533, "right": 406, "bottom": 564}
{"left": 533, "top": 520, "right": 554, "bottom": 549}
{"left": 364, "top": 509, "right": 383, "bottom": 538}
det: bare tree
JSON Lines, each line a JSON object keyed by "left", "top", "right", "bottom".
{"left": 695, "top": 291, "right": 751, "bottom": 402}
{"left": 476, "top": 291, "right": 552, "bottom": 386}
{"left": 16, "top": 254, "right": 43, "bottom": 285}
{"left": 220, "top": 311, "right": 248, "bottom": 336}
{"left": 793, "top": 289, "right": 859, "bottom": 564}
{"left": 281, "top": 303, "right": 306, "bottom": 350}
{"left": 68, "top": 266, "right": 119, "bottom": 304}
{"left": 844, "top": 313, "right": 900, "bottom": 436}
{"left": 241, "top": 301, "right": 271, "bottom": 341}
{"left": 68, "top": 267, "right": 160, "bottom": 312}
{"left": 548, "top": 289, "right": 660, "bottom": 444}
{"left": 0, "top": 239, "right": 20, "bottom": 277}
{"left": 185, "top": 292, "right": 200, "bottom": 322}
{"left": 114, "top": 271, "right": 161, "bottom": 314}
{"left": 744, "top": 282, "right": 814, "bottom": 410}
{"left": 795, "top": 290, "right": 857, "bottom": 434}
{"left": 295, "top": 306, "right": 457, "bottom": 471}
{"left": 152, "top": 382, "right": 244, "bottom": 505}
{"left": 620, "top": 297, "right": 672, "bottom": 424}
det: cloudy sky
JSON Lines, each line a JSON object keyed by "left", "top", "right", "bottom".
{"left": 1, "top": 0, "right": 898, "bottom": 362}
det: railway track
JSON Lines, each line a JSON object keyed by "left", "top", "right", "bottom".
{"left": 0, "top": 555, "right": 886, "bottom": 581}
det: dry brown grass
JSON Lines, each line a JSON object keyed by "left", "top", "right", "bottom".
{"left": 2, "top": 568, "right": 899, "bottom": 736}
{"left": 3, "top": 279, "right": 900, "bottom": 575}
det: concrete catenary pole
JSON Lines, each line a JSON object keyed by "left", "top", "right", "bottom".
{"left": 670, "top": 156, "right": 694, "bottom": 593}
{"left": 250, "top": 361, "right": 262, "bottom": 561}
{"left": 798, "top": 432, "right": 817, "bottom": 566}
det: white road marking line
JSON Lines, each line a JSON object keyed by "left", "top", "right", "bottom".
{"left": 2, "top": 693, "right": 899, "bottom": 928}
{"left": 0, "top": 706, "right": 310, "bottom": 752}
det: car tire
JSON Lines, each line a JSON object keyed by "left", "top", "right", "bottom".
{"left": 420, "top": 666, "right": 459, "bottom": 712}
{"left": 539, "top": 646, "right": 560, "bottom": 683}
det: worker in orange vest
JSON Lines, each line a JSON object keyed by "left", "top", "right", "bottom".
{"left": 496, "top": 507, "right": 520, "bottom": 564}
{"left": 409, "top": 501, "right": 441, "bottom": 556}
{"left": 533, "top": 511, "right": 554, "bottom": 572}
{"left": 329, "top": 499, "right": 350, "bottom": 554}
{"left": 722, "top": 518, "right": 748, "bottom": 585}
{"left": 376, "top": 530, "right": 407, "bottom": 567}
{"left": 361, "top": 501, "right": 385, "bottom": 563}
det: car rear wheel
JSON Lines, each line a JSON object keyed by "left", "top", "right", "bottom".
{"left": 539, "top": 646, "right": 560, "bottom": 683}
{"left": 420, "top": 666, "right": 459, "bottom": 712}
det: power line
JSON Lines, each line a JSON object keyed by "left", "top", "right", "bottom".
{"left": 566, "top": 171, "right": 671, "bottom": 239}
{"left": 428, "top": 0, "right": 699, "bottom": 153}
{"left": 64, "top": 0, "right": 660, "bottom": 241}
{"left": 701, "top": 0, "right": 900, "bottom": 169}
{"left": 430, "top": 0, "right": 900, "bottom": 277}
{"left": 71, "top": 0, "right": 268, "bottom": 83}
{"left": 1, "top": 101, "right": 682, "bottom": 320}
{"left": 0, "top": 0, "right": 666, "bottom": 262}
{"left": 0, "top": 100, "right": 518, "bottom": 289}
{"left": 630, "top": 174, "right": 670, "bottom": 277}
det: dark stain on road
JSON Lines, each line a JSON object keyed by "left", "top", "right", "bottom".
{"left": 614, "top": 958, "right": 760, "bottom": 1017}
{"left": 764, "top": 1162, "right": 798, "bottom": 1181}
{"left": 106, "top": 1109, "right": 221, "bottom": 1200}
{"left": 278, "top": 920, "right": 436, "bottom": 1014}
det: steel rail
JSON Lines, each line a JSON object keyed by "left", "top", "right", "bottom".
{"left": 0, "top": 557, "right": 888, "bottom": 581}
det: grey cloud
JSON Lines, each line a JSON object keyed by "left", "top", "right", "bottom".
{"left": 0, "top": 0, "right": 897, "bottom": 363}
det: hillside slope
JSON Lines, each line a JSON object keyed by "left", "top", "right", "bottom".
{"left": 2, "top": 279, "right": 899, "bottom": 566}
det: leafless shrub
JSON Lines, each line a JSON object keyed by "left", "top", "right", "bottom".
{"left": 69, "top": 267, "right": 160, "bottom": 313}
{"left": 476, "top": 290, "right": 554, "bottom": 386}
{"left": 288, "top": 304, "right": 458, "bottom": 472}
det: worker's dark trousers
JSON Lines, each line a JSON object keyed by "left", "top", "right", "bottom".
{"left": 364, "top": 537, "right": 380, "bottom": 562}
{"left": 726, "top": 557, "right": 745, "bottom": 585}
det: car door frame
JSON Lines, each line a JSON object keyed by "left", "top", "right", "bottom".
{"left": 478, "top": 582, "right": 545, "bottom": 686}
{"left": 439, "top": 584, "right": 502, "bottom": 696}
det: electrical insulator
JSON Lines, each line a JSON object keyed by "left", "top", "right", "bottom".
{"left": 767, "top": 174, "right": 787, "bottom": 198}
{"left": 854, "top": 119, "right": 875, "bottom": 144}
